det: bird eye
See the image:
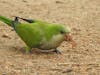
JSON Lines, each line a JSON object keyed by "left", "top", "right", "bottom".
{"left": 60, "top": 31, "right": 65, "bottom": 34}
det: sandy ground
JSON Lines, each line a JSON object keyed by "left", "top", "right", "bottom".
{"left": 0, "top": 0, "right": 100, "bottom": 75}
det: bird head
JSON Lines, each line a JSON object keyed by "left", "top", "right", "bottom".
{"left": 57, "top": 25, "right": 77, "bottom": 48}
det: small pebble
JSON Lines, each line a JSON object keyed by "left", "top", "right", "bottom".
{"left": 55, "top": 1, "right": 64, "bottom": 4}
{"left": 72, "top": 28, "right": 81, "bottom": 31}
{"left": 2, "top": 34, "right": 11, "bottom": 39}
{"left": 62, "top": 68, "right": 73, "bottom": 73}
{"left": 2, "top": 73, "right": 7, "bottom": 75}
{"left": 22, "top": 0, "right": 27, "bottom": 3}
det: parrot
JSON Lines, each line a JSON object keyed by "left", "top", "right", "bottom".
{"left": 0, "top": 16, "right": 76, "bottom": 54}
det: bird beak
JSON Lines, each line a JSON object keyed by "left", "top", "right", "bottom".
{"left": 65, "top": 33, "right": 77, "bottom": 48}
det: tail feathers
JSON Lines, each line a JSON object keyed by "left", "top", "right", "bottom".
{"left": 0, "top": 16, "right": 13, "bottom": 26}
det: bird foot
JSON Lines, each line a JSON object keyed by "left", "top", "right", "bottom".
{"left": 53, "top": 49, "right": 62, "bottom": 54}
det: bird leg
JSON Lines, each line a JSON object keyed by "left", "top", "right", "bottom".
{"left": 25, "top": 46, "right": 32, "bottom": 54}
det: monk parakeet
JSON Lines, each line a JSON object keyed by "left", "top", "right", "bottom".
{"left": 0, "top": 16, "right": 76, "bottom": 53}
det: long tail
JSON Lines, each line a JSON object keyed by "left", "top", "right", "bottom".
{"left": 0, "top": 16, "right": 13, "bottom": 26}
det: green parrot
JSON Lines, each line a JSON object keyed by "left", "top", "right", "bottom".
{"left": 0, "top": 16, "right": 76, "bottom": 53}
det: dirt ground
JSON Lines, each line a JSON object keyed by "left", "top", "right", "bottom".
{"left": 0, "top": 0, "right": 100, "bottom": 75}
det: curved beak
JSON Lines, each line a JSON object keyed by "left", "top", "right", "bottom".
{"left": 65, "top": 33, "right": 77, "bottom": 48}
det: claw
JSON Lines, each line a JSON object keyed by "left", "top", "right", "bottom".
{"left": 53, "top": 49, "right": 62, "bottom": 54}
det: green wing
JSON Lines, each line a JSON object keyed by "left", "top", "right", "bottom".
{"left": 15, "top": 23, "right": 44, "bottom": 48}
